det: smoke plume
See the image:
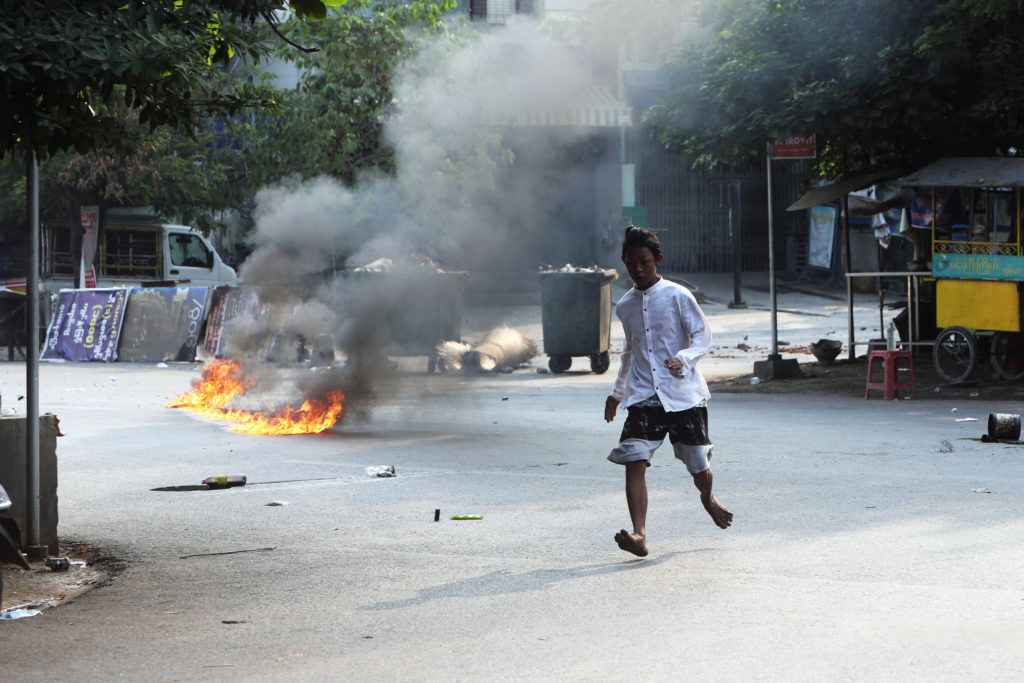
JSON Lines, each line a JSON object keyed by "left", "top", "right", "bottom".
{"left": 226, "top": 15, "right": 629, "bottom": 418}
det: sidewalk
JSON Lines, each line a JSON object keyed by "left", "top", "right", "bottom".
{"left": 681, "top": 271, "right": 1024, "bottom": 401}
{"left": 469, "top": 270, "right": 884, "bottom": 381}
{"left": 468, "top": 270, "right": 1024, "bottom": 401}
{"left": 666, "top": 270, "right": 876, "bottom": 380}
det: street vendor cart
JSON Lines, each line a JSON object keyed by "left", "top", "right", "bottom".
{"left": 901, "top": 158, "right": 1024, "bottom": 383}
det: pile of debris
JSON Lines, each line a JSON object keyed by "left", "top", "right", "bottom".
{"left": 539, "top": 264, "right": 613, "bottom": 274}
{"left": 435, "top": 326, "right": 537, "bottom": 373}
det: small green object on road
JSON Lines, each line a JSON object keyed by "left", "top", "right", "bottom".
{"left": 451, "top": 514, "right": 483, "bottom": 520}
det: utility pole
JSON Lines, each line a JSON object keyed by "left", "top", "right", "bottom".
{"left": 25, "top": 150, "right": 46, "bottom": 560}
{"left": 727, "top": 181, "right": 746, "bottom": 309}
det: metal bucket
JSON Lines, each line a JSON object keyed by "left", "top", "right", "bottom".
{"left": 987, "top": 413, "right": 1021, "bottom": 441}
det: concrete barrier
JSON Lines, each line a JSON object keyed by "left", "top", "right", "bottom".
{"left": 0, "top": 414, "right": 59, "bottom": 554}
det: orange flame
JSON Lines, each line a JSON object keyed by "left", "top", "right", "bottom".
{"left": 167, "top": 358, "right": 344, "bottom": 434}
{"left": 166, "top": 358, "right": 251, "bottom": 411}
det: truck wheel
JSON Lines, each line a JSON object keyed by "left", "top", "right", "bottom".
{"left": 933, "top": 326, "right": 978, "bottom": 383}
{"left": 548, "top": 354, "right": 572, "bottom": 374}
{"left": 990, "top": 331, "right": 1024, "bottom": 380}
{"left": 590, "top": 351, "right": 610, "bottom": 374}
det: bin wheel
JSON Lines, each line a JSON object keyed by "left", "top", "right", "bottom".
{"left": 590, "top": 351, "right": 610, "bottom": 374}
{"left": 990, "top": 331, "right": 1024, "bottom": 380}
{"left": 548, "top": 354, "right": 572, "bottom": 374}
{"left": 933, "top": 326, "right": 978, "bottom": 383}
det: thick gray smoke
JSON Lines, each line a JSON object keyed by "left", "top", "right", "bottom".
{"left": 226, "top": 16, "right": 627, "bottom": 417}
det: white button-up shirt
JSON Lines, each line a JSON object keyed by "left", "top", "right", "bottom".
{"left": 611, "top": 277, "right": 712, "bottom": 412}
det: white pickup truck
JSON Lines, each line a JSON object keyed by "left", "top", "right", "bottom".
{"left": 0, "top": 215, "right": 238, "bottom": 358}
{"left": 1, "top": 215, "right": 237, "bottom": 294}
{"left": 45, "top": 216, "right": 238, "bottom": 291}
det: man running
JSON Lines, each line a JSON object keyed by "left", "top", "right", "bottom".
{"left": 604, "top": 226, "right": 733, "bottom": 557}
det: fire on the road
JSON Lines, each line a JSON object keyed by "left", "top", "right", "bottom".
{"left": 166, "top": 358, "right": 344, "bottom": 435}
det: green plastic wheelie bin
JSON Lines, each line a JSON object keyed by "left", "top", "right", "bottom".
{"left": 538, "top": 268, "right": 617, "bottom": 374}
{"left": 344, "top": 268, "right": 467, "bottom": 372}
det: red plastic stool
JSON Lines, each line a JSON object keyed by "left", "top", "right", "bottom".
{"left": 865, "top": 349, "right": 917, "bottom": 399}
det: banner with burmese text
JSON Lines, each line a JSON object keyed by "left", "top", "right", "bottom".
{"left": 42, "top": 288, "right": 128, "bottom": 362}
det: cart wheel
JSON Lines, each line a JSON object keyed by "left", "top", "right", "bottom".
{"left": 548, "top": 354, "right": 572, "bottom": 374}
{"left": 990, "top": 331, "right": 1024, "bottom": 380}
{"left": 933, "top": 326, "right": 978, "bottom": 383}
{"left": 590, "top": 351, "right": 610, "bottom": 374}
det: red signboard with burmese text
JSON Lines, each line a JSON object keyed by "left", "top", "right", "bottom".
{"left": 771, "top": 134, "right": 816, "bottom": 159}
{"left": 80, "top": 205, "right": 99, "bottom": 288}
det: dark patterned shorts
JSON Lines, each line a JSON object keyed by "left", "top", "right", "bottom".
{"left": 608, "top": 397, "right": 713, "bottom": 472}
{"left": 620, "top": 399, "right": 710, "bottom": 446}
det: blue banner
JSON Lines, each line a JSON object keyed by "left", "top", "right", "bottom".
{"left": 933, "top": 253, "right": 1024, "bottom": 280}
{"left": 42, "top": 288, "right": 129, "bottom": 362}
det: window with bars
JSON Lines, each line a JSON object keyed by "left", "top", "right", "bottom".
{"left": 100, "top": 226, "right": 162, "bottom": 277}
{"left": 469, "top": 0, "right": 534, "bottom": 24}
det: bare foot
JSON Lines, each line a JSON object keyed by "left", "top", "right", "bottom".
{"left": 701, "top": 493, "right": 733, "bottom": 529}
{"left": 614, "top": 529, "right": 648, "bottom": 557}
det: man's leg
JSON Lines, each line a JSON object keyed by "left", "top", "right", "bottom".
{"left": 615, "top": 461, "right": 649, "bottom": 556}
{"left": 669, "top": 405, "right": 733, "bottom": 530}
{"left": 691, "top": 468, "right": 732, "bottom": 529}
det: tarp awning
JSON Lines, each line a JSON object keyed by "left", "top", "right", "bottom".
{"left": 899, "top": 157, "right": 1024, "bottom": 188}
{"left": 483, "top": 85, "right": 632, "bottom": 128}
{"left": 786, "top": 170, "right": 900, "bottom": 212}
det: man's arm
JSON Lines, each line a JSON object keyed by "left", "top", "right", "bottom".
{"left": 604, "top": 395, "right": 620, "bottom": 423}
{"left": 606, "top": 322, "right": 632, "bottom": 422}
{"left": 672, "top": 291, "right": 712, "bottom": 373}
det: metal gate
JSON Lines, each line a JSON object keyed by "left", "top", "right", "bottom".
{"left": 634, "top": 130, "right": 807, "bottom": 274}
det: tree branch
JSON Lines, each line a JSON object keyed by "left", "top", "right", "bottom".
{"left": 261, "top": 11, "right": 320, "bottom": 53}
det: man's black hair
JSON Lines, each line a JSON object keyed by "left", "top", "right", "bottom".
{"left": 621, "top": 225, "right": 662, "bottom": 259}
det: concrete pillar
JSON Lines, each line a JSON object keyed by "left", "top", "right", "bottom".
{"left": 0, "top": 414, "right": 59, "bottom": 555}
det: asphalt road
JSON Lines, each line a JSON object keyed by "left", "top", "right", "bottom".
{"left": 1, "top": 274, "right": 1023, "bottom": 680}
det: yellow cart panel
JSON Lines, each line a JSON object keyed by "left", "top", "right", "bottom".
{"left": 936, "top": 279, "right": 1021, "bottom": 332}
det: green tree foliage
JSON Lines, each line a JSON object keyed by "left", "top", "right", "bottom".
{"left": 1, "top": 0, "right": 302, "bottom": 159}
{"left": 232, "top": 0, "right": 456, "bottom": 188}
{"left": 647, "top": 0, "right": 1024, "bottom": 176}
{"left": 174, "top": 0, "right": 457, "bottom": 236}
{"left": 0, "top": 0, "right": 452, "bottom": 234}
